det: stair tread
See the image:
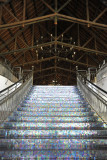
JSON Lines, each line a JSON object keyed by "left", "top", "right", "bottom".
{"left": 0, "top": 150, "right": 107, "bottom": 159}
{"left": 0, "top": 85, "right": 107, "bottom": 159}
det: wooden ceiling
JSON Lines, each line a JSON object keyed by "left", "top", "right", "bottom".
{"left": 0, "top": 0, "right": 107, "bottom": 85}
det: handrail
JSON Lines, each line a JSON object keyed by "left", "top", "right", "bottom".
{"left": 0, "top": 73, "right": 32, "bottom": 101}
{"left": 77, "top": 72, "right": 107, "bottom": 123}
{"left": 77, "top": 72, "right": 107, "bottom": 95}
{"left": 0, "top": 78, "right": 23, "bottom": 94}
{"left": 86, "top": 78, "right": 107, "bottom": 94}
{"left": 79, "top": 74, "right": 107, "bottom": 94}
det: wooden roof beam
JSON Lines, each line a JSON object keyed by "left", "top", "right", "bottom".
{"left": 14, "top": 55, "right": 95, "bottom": 67}
{"left": 57, "top": 41, "right": 107, "bottom": 55}
{"left": 58, "top": 13, "right": 107, "bottom": 30}
{"left": 0, "top": 26, "right": 29, "bottom": 51}
{"left": 93, "top": 8, "right": 107, "bottom": 22}
{"left": 3, "top": 5, "right": 19, "bottom": 22}
{"left": 0, "top": 12, "right": 107, "bottom": 30}
{"left": 34, "top": 66, "right": 75, "bottom": 74}
{"left": 34, "top": 73, "right": 75, "bottom": 80}
{"left": 0, "top": 40, "right": 106, "bottom": 56}
{"left": 40, "top": 0, "right": 55, "bottom": 12}
{"left": 0, "top": 41, "right": 55, "bottom": 55}
{"left": 82, "top": 37, "right": 93, "bottom": 47}
{"left": 57, "top": 0, "right": 72, "bottom": 13}
{"left": 57, "top": 23, "right": 75, "bottom": 40}
{"left": 0, "top": 13, "right": 56, "bottom": 30}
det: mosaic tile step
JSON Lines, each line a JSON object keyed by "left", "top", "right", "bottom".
{"left": 8, "top": 116, "right": 98, "bottom": 123}
{"left": 1, "top": 122, "right": 105, "bottom": 130}
{"left": 13, "top": 111, "right": 94, "bottom": 117}
{"left": 0, "top": 129, "right": 107, "bottom": 139}
{"left": 21, "top": 103, "right": 89, "bottom": 107}
{"left": 0, "top": 150, "right": 107, "bottom": 159}
{"left": 0, "top": 139, "right": 107, "bottom": 150}
{"left": 0, "top": 85, "right": 107, "bottom": 159}
{"left": 17, "top": 107, "right": 91, "bottom": 112}
{"left": 24, "top": 100, "right": 86, "bottom": 103}
{"left": 24, "top": 99, "right": 85, "bottom": 102}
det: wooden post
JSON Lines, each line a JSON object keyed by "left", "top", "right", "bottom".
{"left": 0, "top": 6, "right": 2, "bottom": 25}
{"left": 23, "top": 0, "right": 26, "bottom": 27}
{"left": 32, "top": 24, "right": 34, "bottom": 51}
{"left": 86, "top": 0, "right": 90, "bottom": 27}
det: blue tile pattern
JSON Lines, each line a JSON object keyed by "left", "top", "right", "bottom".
{"left": 0, "top": 86, "right": 107, "bottom": 159}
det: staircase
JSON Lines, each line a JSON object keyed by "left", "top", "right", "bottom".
{"left": 0, "top": 86, "right": 107, "bottom": 159}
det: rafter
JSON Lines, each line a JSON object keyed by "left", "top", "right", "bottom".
{"left": 93, "top": 8, "right": 107, "bottom": 22}
{"left": 0, "top": 41, "right": 55, "bottom": 55}
{"left": 82, "top": 25, "right": 107, "bottom": 49}
{"left": 0, "top": 13, "right": 107, "bottom": 30}
{"left": 57, "top": 23, "right": 75, "bottom": 40}
{"left": 34, "top": 66, "right": 76, "bottom": 74}
{"left": 58, "top": 13, "right": 107, "bottom": 30}
{"left": 57, "top": 41, "right": 107, "bottom": 55}
{"left": 0, "top": 26, "right": 29, "bottom": 51}
{"left": 40, "top": 0, "right": 55, "bottom": 12}
{"left": 57, "top": 0, "right": 72, "bottom": 13}
{"left": 0, "top": 40, "right": 106, "bottom": 56}
{"left": 0, "top": 13, "right": 56, "bottom": 30}
{"left": 82, "top": 37, "right": 93, "bottom": 47}
{"left": 3, "top": 5, "right": 19, "bottom": 22}
{"left": 34, "top": 72, "right": 75, "bottom": 80}
{"left": 14, "top": 55, "right": 95, "bottom": 67}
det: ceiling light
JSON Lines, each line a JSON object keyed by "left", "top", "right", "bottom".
{"left": 70, "top": 47, "right": 72, "bottom": 51}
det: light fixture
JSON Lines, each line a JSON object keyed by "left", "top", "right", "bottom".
{"left": 41, "top": 46, "right": 43, "bottom": 50}
{"left": 70, "top": 47, "right": 73, "bottom": 51}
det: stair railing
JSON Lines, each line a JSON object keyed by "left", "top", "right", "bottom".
{"left": 77, "top": 71, "right": 107, "bottom": 123}
{"left": 0, "top": 72, "right": 33, "bottom": 123}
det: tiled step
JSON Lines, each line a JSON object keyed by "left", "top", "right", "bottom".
{"left": 0, "top": 150, "right": 107, "bottom": 159}
{"left": 13, "top": 111, "right": 94, "bottom": 117}
{"left": 24, "top": 100, "right": 85, "bottom": 103}
{"left": 1, "top": 122, "right": 105, "bottom": 130}
{"left": 0, "top": 139, "right": 107, "bottom": 150}
{"left": 17, "top": 107, "right": 91, "bottom": 112}
{"left": 0, "top": 85, "right": 107, "bottom": 159}
{"left": 8, "top": 116, "right": 98, "bottom": 123}
{"left": 0, "top": 129, "right": 107, "bottom": 139}
{"left": 21, "top": 103, "right": 88, "bottom": 107}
